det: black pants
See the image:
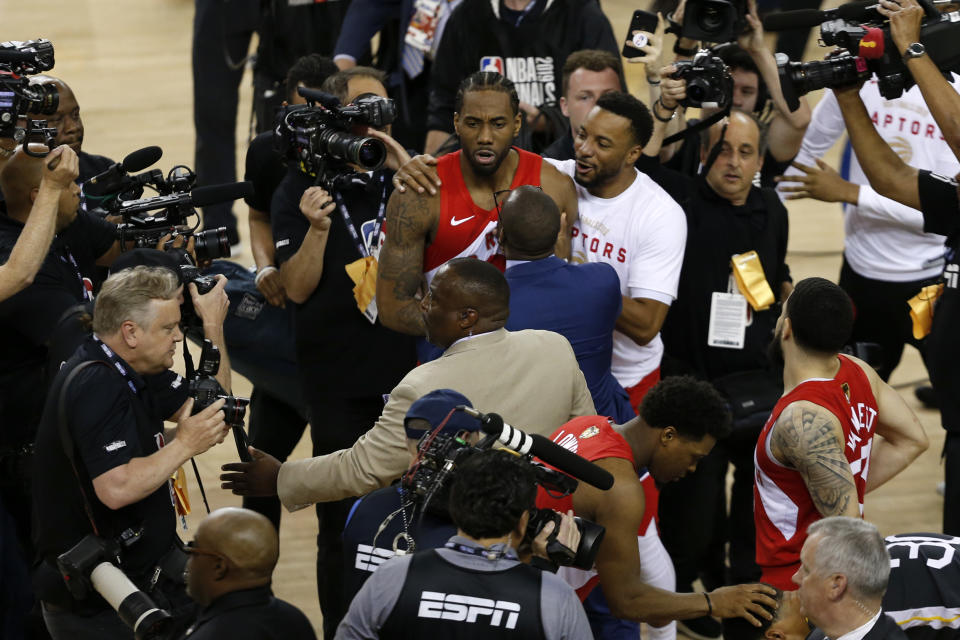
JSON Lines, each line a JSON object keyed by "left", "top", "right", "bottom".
{"left": 945, "top": 433, "right": 960, "bottom": 535}
{"left": 839, "top": 258, "right": 937, "bottom": 381}
{"left": 658, "top": 429, "right": 761, "bottom": 591}
{"left": 192, "top": 0, "right": 260, "bottom": 234}
{"left": 306, "top": 393, "right": 386, "bottom": 639}
{"left": 242, "top": 387, "right": 308, "bottom": 531}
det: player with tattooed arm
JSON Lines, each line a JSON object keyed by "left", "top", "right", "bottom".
{"left": 755, "top": 278, "right": 928, "bottom": 589}
{"left": 376, "top": 72, "right": 578, "bottom": 343}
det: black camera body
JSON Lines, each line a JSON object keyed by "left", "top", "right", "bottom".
{"left": 777, "top": 3, "right": 960, "bottom": 111}
{"left": 57, "top": 534, "right": 173, "bottom": 640}
{"left": 275, "top": 88, "right": 398, "bottom": 189}
{"left": 402, "top": 428, "right": 605, "bottom": 570}
{"left": 0, "top": 39, "right": 58, "bottom": 152}
{"left": 672, "top": 50, "right": 734, "bottom": 109}
{"left": 680, "top": 0, "right": 748, "bottom": 43}
{"left": 187, "top": 339, "right": 251, "bottom": 461}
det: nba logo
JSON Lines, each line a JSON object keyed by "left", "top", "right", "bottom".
{"left": 480, "top": 56, "right": 504, "bottom": 74}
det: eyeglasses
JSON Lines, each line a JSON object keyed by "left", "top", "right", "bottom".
{"left": 185, "top": 540, "right": 226, "bottom": 562}
{"left": 493, "top": 185, "right": 544, "bottom": 217}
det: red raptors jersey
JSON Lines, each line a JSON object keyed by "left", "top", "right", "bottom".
{"left": 536, "top": 416, "right": 659, "bottom": 600}
{"left": 422, "top": 147, "right": 542, "bottom": 280}
{"left": 754, "top": 355, "right": 878, "bottom": 590}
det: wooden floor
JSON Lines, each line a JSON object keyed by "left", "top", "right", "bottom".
{"left": 1, "top": 0, "right": 947, "bottom": 636}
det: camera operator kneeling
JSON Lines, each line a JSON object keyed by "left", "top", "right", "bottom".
{"left": 335, "top": 449, "right": 592, "bottom": 640}
{"left": 31, "top": 265, "right": 232, "bottom": 639}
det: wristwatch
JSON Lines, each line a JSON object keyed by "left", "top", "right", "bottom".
{"left": 903, "top": 42, "right": 926, "bottom": 60}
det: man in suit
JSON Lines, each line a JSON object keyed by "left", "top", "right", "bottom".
{"left": 501, "top": 185, "right": 632, "bottom": 423}
{"left": 796, "top": 517, "right": 908, "bottom": 640}
{"left": 220, "top": 257, "right": 595, "bottom": 509}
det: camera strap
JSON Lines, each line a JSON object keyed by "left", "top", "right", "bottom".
{"left": 334, "top": 173, "right": 388, "bottom": 259}
{"left": 444, "top": 540, "right": 516, "bottom": 562}
{"left": 662, "top": 106, "right": 730, "bottom": 148}
{"left": 178, "top": 340, "right": 212, "bottom": 517}
{"left": 58, "top": 360, "right": 114, "bottom": 537}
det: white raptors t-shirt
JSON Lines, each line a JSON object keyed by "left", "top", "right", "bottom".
{"left": 548, "top": 159, "right": 687, "bottom": 387}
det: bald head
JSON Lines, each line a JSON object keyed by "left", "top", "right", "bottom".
{"left": 442, "top": 258, "right": 510, "bottom": 318}
{"left": 197, "top": 507, "right": 279, "bottom": 578}
{"left": 498, "top": 186, "right": 561, "bottom": 260}
{"left": 29, "top": 75, "right": 83, "bottom": 153}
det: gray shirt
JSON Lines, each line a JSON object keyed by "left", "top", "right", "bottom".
{"left": 334, "top": 536, "right": 592, "bottom": 640}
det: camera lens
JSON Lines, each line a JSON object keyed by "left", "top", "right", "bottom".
{"left": 355, "top": 138, "right": 386, "bottom": 169}
{"left": 193, "top": 227, "right": 232, "bottom": 262}
{"left": 317, "top": 129, "right": 387, "bottom": 171}
{"left": 25, "top": 84, "right": 58, "bottom": 116}
{"left": 699, "top": 6, "right": 724, "bottom": 32}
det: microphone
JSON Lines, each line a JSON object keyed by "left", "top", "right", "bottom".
{"left": 762, "top": 1, "right": 879, "bottom": 31}
{"left": 116, "top": 181, "right": 253, "bottom": 217}
{"left": 296, "top": 87, "right": 342, "bottom": 109}
{"left": 461, "top": 407, "right": 615, "bottom": 491}
{"left": 83, "top": 145, "right": 163, "bottom": 197}
{"left": 858, "top": 27, "right": 886, "bottom": 58}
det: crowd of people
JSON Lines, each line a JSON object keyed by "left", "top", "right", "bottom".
{"left": 2, "top": 0, "right": 960, "bottom": 638}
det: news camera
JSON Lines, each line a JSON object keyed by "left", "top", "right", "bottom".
{"left": 675, "top": 0, "right": 749, "bottom": 44}
{"left": 81, "top": 148, "right": 247, "bottom": 263}
{"left": 57, "top": 532, "right": 174, "bottom": 640}
{"left": 274, "top": 86, "right": 397, "bottom": 189}
{"left": 0, "top": 39, "right": 58, "bottom": 155}
{"left": 671, "top": 49, "right": 734, "bottom": 109}
{"left": 401, "top": 407, "right": 608, "bottom": 570}
{"left": 188, "top": 338, "right": 251, "bottom": 461}
{"left": 765, "top": 0, "right": 960, "bottom": 111}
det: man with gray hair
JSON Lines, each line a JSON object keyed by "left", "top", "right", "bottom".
{"left": 30, "top": 265, "right": 232, "bottom": 639}
{"left": 794, "top": 516, "right": 907, "bottom": 639}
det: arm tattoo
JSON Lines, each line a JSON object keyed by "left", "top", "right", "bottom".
{"left": 377, "top": 191, "right": 432, "bottom": 334}
{"left": 771, "top": 403, "right": 857, "bottom": 517}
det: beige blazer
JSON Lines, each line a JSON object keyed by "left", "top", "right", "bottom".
{"left": 277, "top": 328, "right": 596, "bottom": 510}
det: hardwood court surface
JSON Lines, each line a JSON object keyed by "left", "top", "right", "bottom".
{"left": 1, "top": 1, "right": 945, "bottom": 636}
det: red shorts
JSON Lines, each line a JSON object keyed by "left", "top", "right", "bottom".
{"left": 626, "top": 367, "right": 661, "bottom": 413}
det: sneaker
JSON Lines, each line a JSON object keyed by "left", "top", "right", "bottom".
{"left": 678, "top": 615, "right": 722, "bottom": 640}
{"left": 938, "top": 481, "right": 945, "bottom": 496}
{"left": 915, "top": 385, "right": 939, "bottom": 409}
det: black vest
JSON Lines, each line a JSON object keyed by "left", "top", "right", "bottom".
{"left": 380, "top": 550, "right": 546, "bottom": 640}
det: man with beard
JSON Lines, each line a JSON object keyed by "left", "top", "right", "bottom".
{"left": 755, "top": 278, "right": 928, "bottom": 590}
{"left": 375, "top": 71, "right": 578, "bottom": 343}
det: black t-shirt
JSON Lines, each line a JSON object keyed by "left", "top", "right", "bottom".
{"left": 543, "top": 132, "right": 575, "bottom": 162}
{"left": 0, "top": 211, "right": 116, "bottom": 446}
{"left": 184, "top": 586, "right": 316, "bottom": 640}
{"left": 642, "top": 155, "right": 791, "bottom": 380}
{"left": 270, "top": 168, "right": 416, "bottom": 397}
{"left": 33, "top": 336, "right": 184, "bottom": 587}
{"left": 244, "top": 132, "right": 287, "bottom": 214}
{"left": 918, "top": 170, "right": 960, "bottom": 433}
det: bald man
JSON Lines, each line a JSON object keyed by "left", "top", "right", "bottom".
{"left": 501, "top": 185, "right": 632, "bottom": 423}
{"left": 183, "top": 508, "right": 315, "bottom": 639}
{"left": 222, "top": 257, "right": 595, "bottom": 509}
{"left": 0, "top": 145, "right": 123, "bottom": 483}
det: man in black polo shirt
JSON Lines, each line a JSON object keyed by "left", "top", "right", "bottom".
{"left": 269, "top": 66, "right": 417, "bottom": 637}
{"left": 32, "top": 265, "right": 232, "bottom": 639}
{"left": 640, "top": 82, "right": 792, "bottom": 638}
{"left": 183, "top": 507, "right": 315, "bottom": 639}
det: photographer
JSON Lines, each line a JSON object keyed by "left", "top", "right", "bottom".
{"left": 335, "top": 448, "right": 592, "bottom": 639}
{"left": 663, "top": 0, "right": 812, "bottom": 189}
{"left": 31, "top": 265, "right": 232, "bottom": 639}
{"left": 268, "top": 66, "right": 418, "bottom": 636}
{"left": 828, "top": 0, "right": 960, "bottom": 536}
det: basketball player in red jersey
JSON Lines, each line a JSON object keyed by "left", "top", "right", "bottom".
{"left": 537, "top": 376, "right": 780, "bottom": 628}
{"left": 755, "top": 277, "right": 929, "bottom": 590}
{"left": 376, "top": 71, "right": 579, "bottom": 335}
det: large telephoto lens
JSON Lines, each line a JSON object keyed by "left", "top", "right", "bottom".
{"left": 317, "top": 129, "right": 387, "bottom": 170}
{"left": 778, "top": 55, "right": 869, "bottom": 112}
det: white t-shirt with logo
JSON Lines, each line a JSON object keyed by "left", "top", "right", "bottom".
{"left": 547, "top": 159, "right": 687, "bottom": 388}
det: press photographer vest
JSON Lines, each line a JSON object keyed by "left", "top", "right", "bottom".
{"left": 380, "top": 549, "right": 545, "bottom": 639}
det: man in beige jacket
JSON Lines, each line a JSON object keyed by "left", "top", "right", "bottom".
{"left": 221, "top": 257, "right": 596, "bottom": 510}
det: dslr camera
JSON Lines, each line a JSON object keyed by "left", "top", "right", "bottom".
{"left": 671, "top": 49, "right": 734, "bottom": 109}
{"left": 677, "top": 0, "right": 749, "bottom": 44}
{"left": 0, "top": 39, "right": 58, "bottom": 154}
{"left": 188, "top": 338, "right": 251, "bottom": 461}
{"left": 57, "top": 532, "right": 174, "bottom": 640}
{"left": 402, "top": 424, "right": 606, "bottom": 570}
{"left": 275, "top": 86, "right": 397, "bottom": 189}
{"left": 774, "top": 0, "right": 960, "bottom": 110}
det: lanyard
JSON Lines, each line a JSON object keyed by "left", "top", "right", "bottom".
{"left": 60, "top": 245, "right": 92, "bottom": 302}
{"left": 444, "top": 540, "right": 516, "bottom": 561}
{"left": 333, "top": 173, "right": 388, "bottom": 259}
{"left": 92, "top": 335, "right": 140, "bottom": 395}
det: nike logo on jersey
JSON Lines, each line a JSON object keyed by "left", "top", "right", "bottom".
{"left": 450, "top": 215, "right": 475, "bottom": 227}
